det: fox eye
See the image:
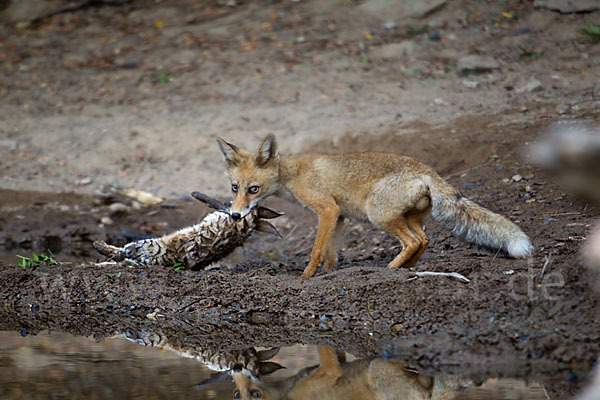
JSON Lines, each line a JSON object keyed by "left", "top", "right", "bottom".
{"left": 250, "top": 390, "right": 262, "bottom": 398}
{"left": 233, "top": 390, "right": 240, "bottom": 399}
{"left": 232, "top": 184, "right": 238, "bottom": 193}
{"left": 248, "top": 186, "right": 260, "bottom": 194}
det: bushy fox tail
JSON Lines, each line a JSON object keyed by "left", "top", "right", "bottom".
{"left": 427, "top": 177, "right": 533, "bottom": 258}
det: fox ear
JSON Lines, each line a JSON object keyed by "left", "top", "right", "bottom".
{"left": 256, "top": 347, "right": 280, "bottom": 361}
{"left": 216, "top": 137, "right": 240, "bottom": 167}
{"left": 258, "top": 361, "right": 285, "bottom": 376}
{"left": 255, "top": 133, "right": 277, "bottom": 167}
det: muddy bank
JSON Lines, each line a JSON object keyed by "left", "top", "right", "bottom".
{"left": 1, "top": 247, "right": 598, "bottom": 382}
{"left": 2, "top": 155, "right": 600, "bottom": 381}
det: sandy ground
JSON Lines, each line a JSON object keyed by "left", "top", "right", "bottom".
{"left": 1, "top": 0, "right": 599, "bottom": 198}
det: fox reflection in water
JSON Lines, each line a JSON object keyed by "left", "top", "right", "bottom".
{"left": 119, "top": 330, "right": 470, "bottom": 400}
{"left": 232, "top": 346, "right": 469, "bottom": 400}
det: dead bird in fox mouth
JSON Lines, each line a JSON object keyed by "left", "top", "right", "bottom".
{"left": 93, "top": 191, "right": 282, "bottom": 270}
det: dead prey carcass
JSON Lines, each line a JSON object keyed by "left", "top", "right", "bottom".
{"left": 93, "top": 192, "right": 281, "bottom": 269}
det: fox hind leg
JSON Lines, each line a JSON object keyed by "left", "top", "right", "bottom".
{"left": 323, "top": 216, "right": 345, "bottom": 272}
{"left": 367, "top": 180, "right": 431, "bottom": 269}
{"left": 380, "top": 216, "right": 423, "bottom": 269}
{"left": 404, "top": 212, "right": 430, "bottom": 267}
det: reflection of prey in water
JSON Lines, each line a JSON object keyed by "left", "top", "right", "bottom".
{"left": 117, "top": 330, "right": 283, "bottom": 378}
{"left": 117, "top": 330, "right": 471, "bottom": 400}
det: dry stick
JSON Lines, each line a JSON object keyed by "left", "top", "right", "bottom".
{"left": 409, "top": 271, "right": 470, "bottom": 284}
{"left": 566, "top": 97, "right": 600, "bottom": 110}
{"left": 29, "top": 0, "right": 131, "bottom": 25}
{"left": 542, "top": 211, "right": 583, "bottom": 217}
{"left": 284, "top": 224, "right": 298, "bottom": 241}
{"left": 443, "top": 159, "right": 494, "bottom": 180}
{"left": 541, "top": 383, "right": 552, "bottom": 400}
{"left": 539, "top": 251, "right": 553, "bottom": 283}
{"left": 491, "top": 247, "right": 502, "bottom": 262}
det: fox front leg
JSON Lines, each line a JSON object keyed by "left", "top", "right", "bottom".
{"left": 302, "top": 202, "right": 341, "bottom": 278}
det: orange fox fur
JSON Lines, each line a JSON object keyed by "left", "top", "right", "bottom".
{"left": 232, "top": 346, "right": 470, "bottom": 400}
{"left": 216, "top": 134, "right": 533, "bottom": 278}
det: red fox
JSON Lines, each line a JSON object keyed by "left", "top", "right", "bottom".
{"left": 232, "top": 345, "right": 471, "bottom": 400}
{"left": 216, "top": 134, "right": 533, "bottom": 278}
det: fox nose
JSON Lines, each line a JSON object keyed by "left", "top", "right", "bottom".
{"left": 231, "top": 212, "right": 241, "bottom": 220}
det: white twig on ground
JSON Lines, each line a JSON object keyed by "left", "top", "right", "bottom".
{"left": 87, "top": 261, "right": 118, "bottom": 267}
{"left": 539, "top": 251, "right": 553, "bottom": 283}
{"left": 409, "top": 271, "right": 470, "bottom": 283}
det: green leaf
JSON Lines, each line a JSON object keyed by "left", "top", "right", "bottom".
{"left": 155, "top": 71, "right": 172, "bottom": 84}
{"left": 173, "top": 262, "right": 185, "bottom": 271}
{"left": 16, "top": 255, "right": 31, "bottom": 268}
{"left": 32, "top": 252, "right": 40, "bottom": 263}
{"left": 45, "top": 250, "right": 60, "bottom": 265}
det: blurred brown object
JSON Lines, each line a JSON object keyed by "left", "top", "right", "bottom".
{"left": 536, "top": 123, "right": 600, "bottom": 400}
{"left": 585, "top": 225, "right": 600, "bottom": 269}
{"left": 529, "top": 122, "right": 600, "bottom": 205}
{"left": 530, "top": 122, "right": 600, "bottom": 269}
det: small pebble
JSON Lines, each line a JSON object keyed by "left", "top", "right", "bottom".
{"left": 461, "top": 181, "right": 483, "bottom": 190}
{"left": 517, "top": 27, "right": 531, "bottom": 35}
{"left": 121, "top": 61, "right": 138, "bottom": 69}
{"left": 319, "top": 322, "right": 332, "bottom": 331}
{"left": 556, "top": 104, "right": 570, "bottom": 114}
{"left": 512, "top": 174, "right": 522, "bottom": 182}
{"left": 100, "top": 216, "right": 113, "bottom": 225}
{"left": 108, "top": 203, "right": 128, "bottom": 213}
{"left": 428, "top": 31, "right": 441, "bottom": 41}
{"left": 75, "top": 177, "right": 92, "bottom": 186}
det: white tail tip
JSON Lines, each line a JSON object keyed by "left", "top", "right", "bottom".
{"left": 507, "top": 238, "right": 534, "bottom": 258}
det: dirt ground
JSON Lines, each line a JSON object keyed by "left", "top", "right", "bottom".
{"left": 1, "top": 0, "right": 600, "bottom": 197}
{"left": 1, "top": 0, "right": 600, "bottom": 397}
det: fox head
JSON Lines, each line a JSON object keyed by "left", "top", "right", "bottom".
{"left": 232, "top": 370, "right": 282, "bottom": 400}
{"left": 216, "top": 134, "right": 280, "bottom": 220}
{"left": 231, "top": 347, "right": 285, "bottom": 400}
